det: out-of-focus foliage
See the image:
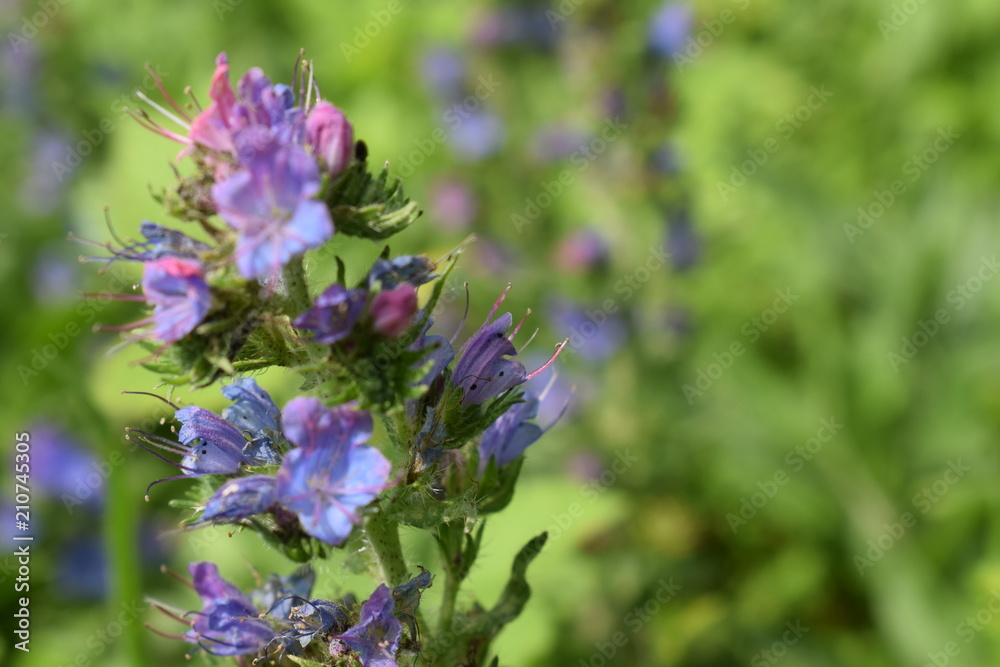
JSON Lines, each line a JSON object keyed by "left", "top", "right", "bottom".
{"left": 3, "top": 0, "right": 1000, "bottom": 665}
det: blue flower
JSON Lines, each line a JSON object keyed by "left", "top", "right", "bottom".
{"left": 275, "top": 397, "right": 390, "bottom": 545}
{"left": 477, "top": 394, "right": 544, "bottom": 475}
{"left": 143, "top": 256, "right": 212, "bottom": 344}
{"left": 453, "top": 287, "right": 566, "bottom": 405}
{"left": 212, "top": 135, "right": 333, "bottom": 278}
{"left": 185, "top": 562, "right": 274, "bottom": 657}
{"left": 175, "top": 406, "right": 257, "bottom": 475}
{"left": 221, "top": 378, "right": 282, "bottom": 464}
{"left": 648, "top": 2, "right": 692, "bottom": 59}
{"left": 336, "top": 584, "right": 402, "bottom": 667}
{"left": 196, "top": 475, "right": 277, "bottom": 524}
{"left": 293, "top": 283, "right": 367, "bottom": 344}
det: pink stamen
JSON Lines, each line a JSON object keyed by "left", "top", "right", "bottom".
{"left": 508, "top": 308, "right": 531, "bottom": 341}
{"left": 145, "top": 63, "right": 192, "bottom": 123}
{"left": 485, "top": 283, "right": 512, "bottom": 324}
{"left": 525, "top": 339, "right": 568, "bottom": 381}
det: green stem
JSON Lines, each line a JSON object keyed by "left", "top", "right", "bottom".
{"left": 365, "top": 510, "right": 408, "bottom": 587}
{"left": 439, "top": 566, "right": 460, "bottom": 634}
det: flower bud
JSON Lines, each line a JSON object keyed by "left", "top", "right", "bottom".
{"left": 371, "top": 284, "right": 418, "bottom": 338}
{"left": 306, "top": 101, "right": 353, "bottom": 178}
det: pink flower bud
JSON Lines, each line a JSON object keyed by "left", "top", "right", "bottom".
{"left": 306, "top": 101, "right": 353, "bottom": 178}
{"left": 370, "top": 284, "right": 418, "bottom": 338}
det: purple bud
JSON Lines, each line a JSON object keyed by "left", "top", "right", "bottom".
{"left": 197, "top": 475, "right": 277, "bottom": 524}
{"left": 371, "top": 284, "right": 418, "bottom": 338}
{"left": 306, "top": 101, "right": 354, "bottom": 178}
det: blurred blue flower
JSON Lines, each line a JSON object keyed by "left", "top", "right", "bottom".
{"left": 530, "top": 124, "right": 589, "bottom": 163}
{"left": 548, "top": 299, "right": 627, "bottom": 363}
{"left": 648, "top": 2, "right": 692, "bottom": 59}
{"left": 420, "top": 47, "right": 466, "bottom": 102}
{"left": 666, "top": 210, "right": 700, "bottom": 271}
{"left": 29, "top": 424, "right": 104, "bottom": 507}
{"left": 448, "top": 109, "right": 504, "bottom": 161}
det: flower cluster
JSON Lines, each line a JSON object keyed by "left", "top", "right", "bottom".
{"left": 89, "top": 52, "right": 564, "bottom": 666}
{"left": 157, "top": 561, "right": 430, "bottom": 665}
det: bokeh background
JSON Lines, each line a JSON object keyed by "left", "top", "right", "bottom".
{"left": 3, "top": 0, "right": 1000, "bottom": 665}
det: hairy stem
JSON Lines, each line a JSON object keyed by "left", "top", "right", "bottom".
{"left": 366, "top": 510, "right": 408, "bottom": 587}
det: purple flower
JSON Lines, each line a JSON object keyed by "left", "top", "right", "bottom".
{"left": 275, "top": 398, "right": 390, "bottom": 545}
{"left": 648, "top": 2, "right": 692, "bottom": 58}
{"left": 185, "top": 562, "right": 274, "bottom": 657}
{"left": 293, "top": 284, "right": 367, "bottom": 344}
{"left": 409, "top": 320, "right": 455, "bottom": 387}
{"left": 448, "top": 109, "right": 504, "bottom": 161}
{"left": 196, "top": 475, "right": 277, "bottom": 524}
{"left": 371, "top": 284, "right": 418, "bottom": 338}
{"left": 187, "top": 53, "right": 239, "bottom": 156}
{"left": 213, "top": 135, "right": 333, "bottom": 278}
{"left": 143, "top": 257, "right": 212, "bottom": 344}
{"left": 549, "top": 299, "right": 627, "bottom": 363}
{"left": 453, "top": 287, "right": 566, "bottom": 405}
{"left": 336, "top": 584, "right": 402, "bottom": 667}
{"left": 666, "top": 210, "right": 700, "bottom": 271}
{"left": 306, "top": 100, "right": 353, "bottom": 178}
{"left": 27, "top": 424, "right": 103, "bottom": 507}
{"left": 478, "top": 394, "right": 543, "bottom": 475}
{"left": 420, "top": 47, "right": 466, "bottom": 101}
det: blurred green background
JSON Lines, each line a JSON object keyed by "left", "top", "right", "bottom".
{"left": 3, "top": 0, "right": 1000, "bottom": 665}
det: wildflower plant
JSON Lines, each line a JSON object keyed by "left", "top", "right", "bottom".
{"left": 82, "top": 51, "right": 567, "bottom": 666}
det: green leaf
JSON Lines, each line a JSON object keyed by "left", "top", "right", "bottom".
{"left": 325, "top": 161, "right": 422, "bottom": 240}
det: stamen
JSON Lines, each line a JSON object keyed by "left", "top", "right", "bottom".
{"left": 518, "top": 327, "right": 539, "bottom": 355}
{"left": 508, "top": 308, "right": 531, "bottom": 341}
{"left": 135, "top": 89, "right": 191, "bottom": 129}
{"left": 184, "top": 86, "right": 203, "bottom": 112}
{"left": 525, "top": 339, "right": 568, "bottom": 381}
{"left": 103, "top": 206, "right": 127, "bottom": 246}
{"left": 160, "top": 564, "right": 195, "bottom": 590}
{"left": 144, "top": 63, "right": 192, "bottom": 122}
{"left": 485, "top": 283, "right": 512, "bottom": 324}
{"left": 122, "top": 390, "right": 180, "bottom": 410}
